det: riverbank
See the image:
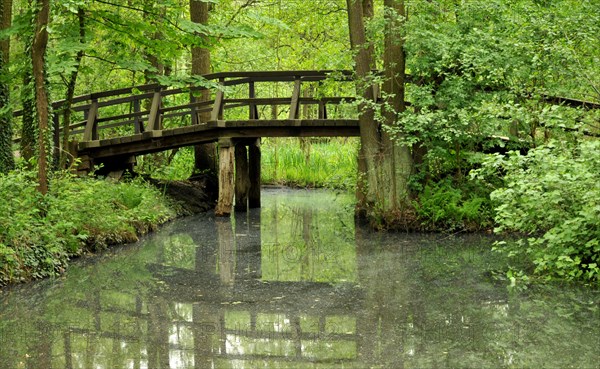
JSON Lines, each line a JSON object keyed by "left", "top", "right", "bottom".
{"left": 0, "top": 171, "right": 216, "bottom": 287}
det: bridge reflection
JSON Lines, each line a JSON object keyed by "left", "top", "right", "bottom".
{"left": 50, "top": 193, "right": 366, "bottom": 368}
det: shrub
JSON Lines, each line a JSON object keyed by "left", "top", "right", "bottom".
{"left": 0, "top": 171, "right": 176, "bottom": 285}
{"left": 487, "top": 140, "right": 600, "bottom": 283}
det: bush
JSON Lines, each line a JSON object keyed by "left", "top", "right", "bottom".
{"left": 0, "top": 171, "right": 177, "bottom": 285}
{"left": 487, "top": 140, "right": 600, "bottom": 283}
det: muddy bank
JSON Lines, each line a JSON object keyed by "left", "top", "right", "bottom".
{"left": 148, "top": 174, "right": 218, "bottom": 215}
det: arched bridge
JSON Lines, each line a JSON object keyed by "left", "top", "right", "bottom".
{"left": 61, "top": 70, "right": 359, "bottom": 163}
{"left": 47, "top": 70, "right": 363, "bottom": 215}
{"left": 17, "top": 69, "right": 598, "bottom": 216}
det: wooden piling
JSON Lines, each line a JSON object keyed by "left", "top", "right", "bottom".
{"left": 215, "top": 139, "right": 234, "bottom": 217}
{"left": 248, "top": 138, "right": 261, "bottom": 208}
{"left": 234, "top": 143, "right": 250, "bottom": 212}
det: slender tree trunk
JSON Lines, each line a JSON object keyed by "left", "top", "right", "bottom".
{"left": 190, "top": 0, "right": 217, "bottom": 175}
{"left": 347, "top": 0, "right": 380, "bottom": 211}
{"left": 1, "top": 0, "right": 11, "bottom": 60}
{"left": 60, "top": 7, "right": 85, "bottom": 169}
{"left": 20, "top": 48, "right": 36, "bottom": 164}
{"left": 354, "top": 0, "right": 375, "bottom": 214}
{"left": 382, "top": 0, "right": 412, "bottom": 210}
{"left": 32, "top": 0, "right": 50, "bottom": 194}
{"left": 0, "top": 0, "right": 14, "bottom": 173}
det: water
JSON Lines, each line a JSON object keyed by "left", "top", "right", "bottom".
{"left": 0, "top": 188, "right": 598, "bottom": 369}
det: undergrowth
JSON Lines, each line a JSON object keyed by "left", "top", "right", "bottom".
{"left": 0, "top": 170, "right": 177, "bottom": 285}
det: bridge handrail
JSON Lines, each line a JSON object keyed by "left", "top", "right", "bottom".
{"left": 12, "top": 70, "right": 354, "bottom": 118}
{"left": 32, "top": 70, "right": 357, "bottom": 143}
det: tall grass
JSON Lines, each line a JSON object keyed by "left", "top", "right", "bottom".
{"left": 139, "top": 138, "right": 359, "bottom": 191}
{"left": 261, "top": 138, "right": 358, "bottom": 190}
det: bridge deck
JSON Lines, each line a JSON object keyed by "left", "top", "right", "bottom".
{"left": 78, "top": 118, "right": 359, "bottom": 159}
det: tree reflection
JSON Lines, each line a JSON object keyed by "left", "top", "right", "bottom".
{"left": 0, "top": 190, "right": 599, "bottom": 368}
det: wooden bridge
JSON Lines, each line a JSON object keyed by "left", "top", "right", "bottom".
{"left": 15, "top": 69, "right": 599, "bottom": 216}
{"left": 39, "top": 70, "right": 361, "bottom": 215}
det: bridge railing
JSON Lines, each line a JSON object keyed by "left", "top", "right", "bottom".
{"left": 13, "top": 70, "right": 359, "bottom": 148}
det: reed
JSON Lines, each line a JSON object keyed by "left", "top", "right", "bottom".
{"left": 261, "top": 138, "right": 358, "bottom": 190}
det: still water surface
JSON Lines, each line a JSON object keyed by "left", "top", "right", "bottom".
{"left": 1, "top": 189, "right": 599, "bottom": 369}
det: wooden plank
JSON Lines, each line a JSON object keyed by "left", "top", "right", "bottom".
{"left": 289, "top": 79, "right": 301, "bottom": 120}
{"left": 182, "top": 125, "right": 197, "bottom": 134}
{"left": 90, "top": 83, "right": 160, "bottom": 100}
{"left": 130, "top": 134, "right": 144, "bottom": 142}
{"left": 211, "top": 88, "right": 225, "bottom": 121}
{"left": 142, "top": 130, "right": 162, "bottom": 139}
{"left": 95, "top": 92, "right": 154, "bottom": 108}
{"left": 82, "top": 99, "right": 99, "bottom": 141}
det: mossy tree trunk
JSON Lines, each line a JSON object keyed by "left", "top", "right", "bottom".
{"left": 0, "top": 0, "right": 14, "bottom": 174}
{"left": 347, "top": 0, "right": 413, "bottom": 224}
{"left": 32, "top": 0, "right": 50, "bottom": 194}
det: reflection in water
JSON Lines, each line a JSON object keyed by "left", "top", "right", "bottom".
{"left": 0, "top": 188, "right": 599, "bottom": 369}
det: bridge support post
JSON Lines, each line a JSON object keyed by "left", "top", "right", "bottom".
{"left": 215, "top": 139, "right": 234, "bottom": 217}
{"left": 248, "top": 138, "right": 261, "bottom": 208}
{"left": 234, "top": 143, "right": 250, "bottom": 212}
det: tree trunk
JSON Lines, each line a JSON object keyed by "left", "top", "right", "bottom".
{"left": 382, "top": 0, "right": 412, "bottom": 211}
{"left": 32, "top": 0, "right": 50, "bottom": 194}
{"left": 347, "top": 0, "right": 413, "bottom": 224}
{"left": 0, "top": 0, "right": 14, "bottom": 173}
{"left": 346, "top": 0, "right": 380, "bottom": 211}
{"left": 190, "top": 0, "right": 217, "bottom": 175}
{"left": 20, "top": 50, "right": 36, "bottom": 165}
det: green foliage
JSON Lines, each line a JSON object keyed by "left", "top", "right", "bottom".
{"left": 261, "top": 138, "right": 358, "bottom": 191}
{"left": 415, "top": 178, "right": 493, "bottom": 231}
{"left": 0, "top": 170, "right": 177, "bottom": 285}
{"left": 485, "top": 140, "right": 600, "bottom": 283}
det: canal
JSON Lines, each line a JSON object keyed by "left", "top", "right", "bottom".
{"left": 0, "top": 188, "right": 598, "bottom": 368}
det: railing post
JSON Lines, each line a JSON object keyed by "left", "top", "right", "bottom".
{"left": 145, "top": 88, "right": 163, "bottom": 132}
{"left": 190, "top": 90, "right": 198, "bottom": 125}
{"left": 318, "top": 101, "right": 328, "bottom": 119}
{"left": 133, "top": 97, "right": 143, "bottom": 134}
{"left": 249, "top": 81, "right": 258, "bottom": 119}
{"left": 83, "top": 99, "right": 99, "bottom": 141}
{"left": 289, "top": 78, "right": 301, "bottom": 120}
{"left": 211, "top": 78, "right": 225, "bottom": 121}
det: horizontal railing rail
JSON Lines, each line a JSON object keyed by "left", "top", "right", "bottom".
{"left": 13, "top": 70, "right": 358, "bottom": 148}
